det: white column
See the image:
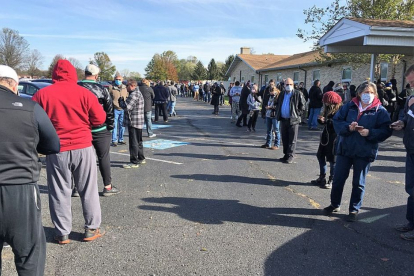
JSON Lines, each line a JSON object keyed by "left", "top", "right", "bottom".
{"left": 370, "top": 54, "right": 377, "bottom": 82}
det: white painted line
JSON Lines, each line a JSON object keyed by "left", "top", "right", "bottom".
{"left": 168, "top": 135, "right": 254, "bottom": 146}
{"left": 359, "top": 213, "right": 389, "bottom": 223}
{"left": 110, "top": 152, "right": 183, "bottom": 165}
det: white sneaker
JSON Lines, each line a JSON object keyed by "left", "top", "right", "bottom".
{"left": 149, "top": 134, "right": 157, "bottom": 138}
{"left": 122, "top": 163, "right": 139, "bottom": 169}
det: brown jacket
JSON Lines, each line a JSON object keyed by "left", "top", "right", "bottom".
{"left": 109, "top": 84, "right": 128, "bottom": 110}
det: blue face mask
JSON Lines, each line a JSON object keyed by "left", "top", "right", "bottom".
{"left": 115, "top": 80, "right": 122, "bottom": 86}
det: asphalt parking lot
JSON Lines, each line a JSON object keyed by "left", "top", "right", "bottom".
{"left": 2, "top": 97, "right": 413, "bottom": 276}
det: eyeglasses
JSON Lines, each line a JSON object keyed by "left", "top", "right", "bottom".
{"left": 285, "top": 84, "right": 293, "bottom": 86}
{"left": 115, "top": 79, "right": 122, "bottom": 81}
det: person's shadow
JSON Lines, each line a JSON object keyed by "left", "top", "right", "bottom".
{"left": 139, "top": 197, "right": 414, "bottom": 275}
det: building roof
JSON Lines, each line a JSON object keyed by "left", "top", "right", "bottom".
{"left": 225, "top": 54, "right": 290, "bottom": 76}
{"left": 259, "top": 51, "right": 322, "bottom": 72}
{"left": 238, "top": 54, "right": 291, "bottom": 70}
{"left": 319, "top": 17, "right": 414, "bottom": 55}
{"left": 349, "top": 17, "right": 414, "bottom": 29}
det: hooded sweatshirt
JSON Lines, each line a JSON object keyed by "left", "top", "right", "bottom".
{"left": 33, "top": 59, "right": 106, "bottom": 152}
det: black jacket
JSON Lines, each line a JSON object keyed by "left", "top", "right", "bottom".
{"left": 239, "top": 86, "right": 251, "bottom": 114}
{"left": 275, "top": 89, "right": 306, "bottom": 125}
{"left": 261, "top": 85, "right": 273, "bottom": 117}
{"left": 0, "top": 85, "right": 60, "bottom": 185}
{"left": 138, "top": 84, "right": 155, "bottom": 112}
{"left": 153, "top": 85, "right": 169, "bottom": 103}
{"left": 210, "top": 84, "right": 222, "bottom": 106}
{"left": 78, "top": 81, "right": 114, "bottom": 131}
{"left": 308, "top": 85, "right": 323, "bottom": 108}
{"left": 323, "top": 81, "right": 335, "bottom": 93}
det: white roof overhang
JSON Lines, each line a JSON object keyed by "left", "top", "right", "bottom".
{"left": 319, "top": 18, "right": 414, "bottom": 55}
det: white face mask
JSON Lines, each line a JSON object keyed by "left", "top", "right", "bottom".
{"left": 285, "top": 85, "right": 293, "bottom": 92}
{"left": 361, "top": 93, "right": 374, "bottom": 105}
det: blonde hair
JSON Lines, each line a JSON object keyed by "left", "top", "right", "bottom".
{"left": 142, "top": 78, "right": 150, "bottom": 86}
{"left": 270, "top": 86, "right": 280, "bottom": 96}
{"left": 324, "top": 102, "right": 342, "bottom": 117}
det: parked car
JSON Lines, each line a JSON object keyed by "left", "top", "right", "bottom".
{"left": 99, "top": 81, "right": 111, "bottom": 88}
{"left": 31, "top": 79, "right": 53, "bottom": 84}
{"left": 17, "top": 81, "right": 51, "bottom": 99}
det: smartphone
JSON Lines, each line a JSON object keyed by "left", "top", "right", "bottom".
{"left": 355, "top": 126, "right": 364, "bottom": 130}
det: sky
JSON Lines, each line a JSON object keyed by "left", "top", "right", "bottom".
{"left": 1, "top": 0, "right": 339, "bottom": 76}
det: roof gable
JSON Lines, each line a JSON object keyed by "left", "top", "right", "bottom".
{"left": 238, "top": 54, "right": 291, "bottom": 70}
{"left": 225, "top": 54, "right": 291, "bottom": 77}
{"left": 259, "top": 51, "right": 322, "bottom": 72}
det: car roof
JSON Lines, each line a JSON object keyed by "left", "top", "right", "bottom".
{"left": 19, "top": 81, "right": 51, "bottom": 88}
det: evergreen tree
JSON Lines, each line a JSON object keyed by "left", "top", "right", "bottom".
{"left": 191, "top": 61, "right": 207, "bottom": 81}
{"left": 221, "top": 55, "right": 235, "bottom": 80}
{"left": 207, "top": 58, "right": 219, "bottom": 80}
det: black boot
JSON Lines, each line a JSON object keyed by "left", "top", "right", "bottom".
{"left": 311, "top": 175, "right": 326, "bottom": 186}
{"left": 322, "top": 176, "right": 333, "bottom": 189}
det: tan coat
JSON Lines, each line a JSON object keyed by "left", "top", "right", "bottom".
{"left": 109, "top": 84, "right": 128, "bottom": 110}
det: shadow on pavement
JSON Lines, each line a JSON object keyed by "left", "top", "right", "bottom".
{"left": 170, "top": 174, "right": 314, "bottom": 187}
{"left": 43, "top": 226, "right": 84, "bottom": 244}
{"left": 263, "top": 205, "right": 414, "bottom": 276}
{"left": 140, "top": 197, "right": 325, "bottom": 227}
{"left": 140, "top": 197, "right": 414, "bottom": 275}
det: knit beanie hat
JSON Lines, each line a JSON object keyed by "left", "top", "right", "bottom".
{"left": 323, "top": 91, "right": 342, "bottom": 104}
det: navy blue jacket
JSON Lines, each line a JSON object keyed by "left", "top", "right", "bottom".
{"left": 333, "top": 97, "right": 392, "bottom": 162}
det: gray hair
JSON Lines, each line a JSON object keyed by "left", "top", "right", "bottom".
{"left": 356, "top": 82, "right": 378, "bottom": 99}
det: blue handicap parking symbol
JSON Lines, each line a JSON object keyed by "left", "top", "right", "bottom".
{"left": 143, "top": 139, "right": 189, "bottom": 150}
{"left": 151, "top": 124, "right": 172, "bottom": 130}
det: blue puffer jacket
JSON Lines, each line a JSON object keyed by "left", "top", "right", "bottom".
{"left": 333, "top": 97, "right": 392, "bottom": 162}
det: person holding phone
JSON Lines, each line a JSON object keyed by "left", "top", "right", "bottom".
{"left": 323, "top": 81, "right": 392, "bottom": 222}
{"left": 391, "top": 64, "right": 414, "bottom": 241}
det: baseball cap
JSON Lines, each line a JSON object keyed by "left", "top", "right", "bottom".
{"left": 0, "top": 65, "right": 19, "bottom": 84}
{"left": 85, "top": 64, "right": 100, "bottom": 75}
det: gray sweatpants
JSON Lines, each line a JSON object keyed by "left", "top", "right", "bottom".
{"left": 46, "top": 146, "right": 101, "bottom": 236}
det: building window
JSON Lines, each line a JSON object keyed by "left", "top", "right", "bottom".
{"left": 380, "top": 63, "right": 388, "bottom": 81}
{"left": 264, "top": 75, "right": 269, "bottom": 83}
{"left": 241, "top": 76, "right": 245, "bottom": 82}
{"left": 293, "top": 72, "right": 299, "bottom": 83}
{"left": 312, "top": 70, "right": 320, "bottom": 81}
{"left": 276, "top": 73, "right": 282, "bottom": 83}
{"left": 251, "top": 76, "right": 255, "bottom": 83}
{"left": 233, "top": 77, "right": 236, "bottom": 82}
{"left": 342, "top": 67, "right": 352, "bottom": 82}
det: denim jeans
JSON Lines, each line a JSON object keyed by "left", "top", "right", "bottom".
{"left": 144, "top": 111, "right": 153, "bottom": 136}
{"left": 317, "top": 154, "right": 335, "bottom": 177}
{"left": 167, "top": 101, "right": 176, "bottom": 115}
{"left": 330, "top": 155, "right": 371, "bottom": 213}
{"left": 112, "top": 109, "right": 125, "bottom": 143}
{"left": 265, "top": 117, "right": 280, "bottom": 147}
{"left": 308, "top": 107, "right": 321, "bottom": 129}
{"left": 405, "top": 153, "right": 414, "bottom": 224}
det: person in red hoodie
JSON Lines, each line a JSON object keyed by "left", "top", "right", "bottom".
{"left": 33, "top": 60, "right": 106, "bottom": 244}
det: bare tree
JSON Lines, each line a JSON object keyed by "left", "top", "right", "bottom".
{"left": 120, "top": 69, "right": 130, "bottom": 78}
{"left": 67, "top": 57, "right": 84, "bottom": 80}
{"left": 26, "top": 49, "right": 43, "bottom": 78}
{"left": 0, "top": 28, "right": 30, "bottom": 70}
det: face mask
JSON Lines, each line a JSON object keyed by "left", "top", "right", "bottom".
{"left": 285, "top": 85, "right": 293, "bottom": 92}
{"left": 115, "top": 80, "right": 122, "bottom": 86}
{"left": 361, "top": 93, "right": 374, "bottom": 105}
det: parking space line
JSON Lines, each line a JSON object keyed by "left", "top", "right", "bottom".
{"left": 110, "top": 152, "right": 183, "bottom": 165}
